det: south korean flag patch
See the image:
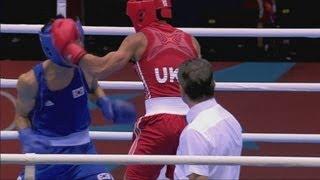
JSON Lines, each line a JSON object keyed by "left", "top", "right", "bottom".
{"left": 72, "top": 86, "right": 85, "bottom": 99}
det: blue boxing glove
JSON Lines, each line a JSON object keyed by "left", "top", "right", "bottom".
{"left": 96, "top": 96, "right": 136, "bottom": 124}
{"left": 18, "top": 128, "right": 48, "bottom": 153}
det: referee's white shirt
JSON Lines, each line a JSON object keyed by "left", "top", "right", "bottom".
{"left": 174, "top": 98, "right": 242, "bottom": 180}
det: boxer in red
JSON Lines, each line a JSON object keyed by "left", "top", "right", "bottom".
{"left": 49, "top": 0, "right": 201, "bottom": 179}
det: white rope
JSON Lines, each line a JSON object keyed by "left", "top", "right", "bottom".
{"left": 1, "top": 154, "right": 320, "bottom": 167}
{"left": 1, "top": 131, "right": 320, "bottom": 143}
{"left": 1, "top": 24, "right": 320, "bottom": 37}
{"left": 1, "top": 79, "right": 320, "bottom": 92}
{"left": 242, "top": 133, "right": 320, "bottom": 143}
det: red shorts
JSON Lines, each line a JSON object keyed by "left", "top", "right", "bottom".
{"left": 125, "top": 113, "right": 187, "bottom": 180}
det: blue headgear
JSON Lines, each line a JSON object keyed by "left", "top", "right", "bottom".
{"left": 39, "top": 19, "right": 84, "bottom": 68}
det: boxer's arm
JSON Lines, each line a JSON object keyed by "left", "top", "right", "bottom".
{"left": 15, "top": 71, "right": 49, "bottom": 153}
{"left": 79, "top": 33, "right": 145, "bottom": 79}
{"left": 187, "top": 173, "right": 208, "bottom": 180}
{"left": 15, "top": 71, "right": 37, "bottom": 130}
{"left": 191, "top": 36, "right": 202, "bottom": 58}
{"left": 81, "top": 69, "right": 101, "bottom": 101}
{"left": 84, "top": 74, "right": 136, "bottom": 124}
{"left": 91, "top": 79, "right": 137, "bottom": 124}
{"left": 87, "top": 77, "right": 105, "bottom": 102}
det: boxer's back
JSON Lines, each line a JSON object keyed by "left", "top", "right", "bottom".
{"left": 136, "top": 22, "right": 198, "bottom": 99}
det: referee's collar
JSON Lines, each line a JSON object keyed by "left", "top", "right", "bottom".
{"left": 186, "top": 98, "right": 218, "bottom": 124}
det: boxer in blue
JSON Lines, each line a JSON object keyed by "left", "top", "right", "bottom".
{"left": 15, "top": 16, "right": 136, "bottom": 180}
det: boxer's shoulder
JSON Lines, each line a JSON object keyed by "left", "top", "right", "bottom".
{"left": 117, "top": 32, "right": 147, "bottom": 62}
{"left": 17, "top": 69, "right": 38, "bottom": 95}
{"left": 124, "top": 32, "right": 147, "bottom": 47}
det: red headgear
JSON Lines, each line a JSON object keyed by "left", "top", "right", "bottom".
{"left": 126, "top": 0, "right": 172, "bottom": 32}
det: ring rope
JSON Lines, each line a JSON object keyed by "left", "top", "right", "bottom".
{"left": 1, "top": 24, "right": 320, "bottom": 37}
{"left": 1, "top": 79, "right": 320, "bottom": 92}
{"left": 1, "top": 131, "right": 320, "bottom": 143}
{"left": 1, "top": 154, "right": 320, "bottom": 167}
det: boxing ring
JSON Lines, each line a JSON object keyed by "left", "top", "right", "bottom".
{"left": 1, "top": 23, "right": 320, "bottom": 178}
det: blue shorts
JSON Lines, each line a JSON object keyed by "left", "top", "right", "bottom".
{"left": 18, "top": 142, "right": 113, "bottom": 180}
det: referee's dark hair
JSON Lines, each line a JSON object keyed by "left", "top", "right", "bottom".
{"left": 178, "top": 58, "right": 215, "bottom": 102}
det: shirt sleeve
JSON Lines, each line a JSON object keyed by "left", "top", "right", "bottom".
{"left": 179, "top": 128, "right": 211, "bottom": 177}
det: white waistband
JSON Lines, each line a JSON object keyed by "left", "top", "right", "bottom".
{"left": 145, "top": 97, "right": 189, "bottom": 116}
{"left": 41, "top": 130, "right": 91, "bottom": 146}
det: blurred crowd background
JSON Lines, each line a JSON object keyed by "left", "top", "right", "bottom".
{"left": 1, "top": 0, "right": 319, "bottom": 61}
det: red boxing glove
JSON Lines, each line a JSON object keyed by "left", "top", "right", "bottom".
{"left": 51, "top": 18, "right": 87, "bottom": 65}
